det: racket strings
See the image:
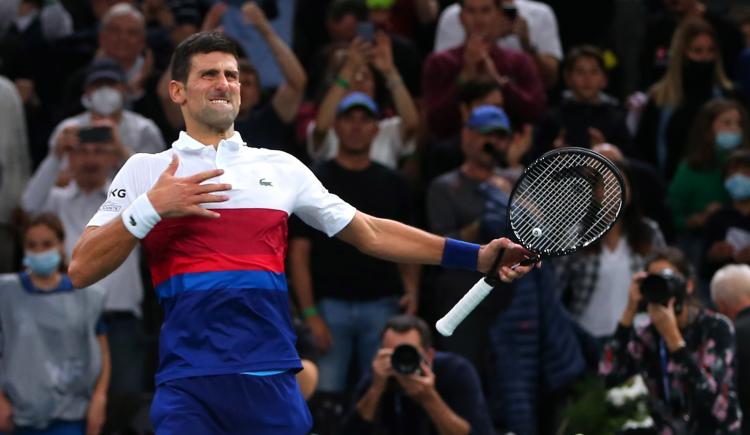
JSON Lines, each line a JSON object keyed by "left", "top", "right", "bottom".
{"left": 510, "top": 154, "right": 623, "bottom": 255}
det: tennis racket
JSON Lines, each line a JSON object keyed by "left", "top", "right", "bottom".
{"left": 436, "top": 147, "right": 626, "bottom": 336}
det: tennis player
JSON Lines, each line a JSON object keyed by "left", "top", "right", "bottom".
{"left": 68, "top": 32, "right": 534, "bottom": 435}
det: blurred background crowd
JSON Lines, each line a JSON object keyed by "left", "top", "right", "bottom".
{"left": 2, "top": 0, "right": 750, "bottom": 434}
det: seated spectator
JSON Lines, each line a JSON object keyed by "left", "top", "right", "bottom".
{"left": 634, "top": 17, "right": 736, "bottom": 179}
{"left": 434, "top": 0, "right": 562, "bottom": 89}
{"left": 535, "top": 45, "right": 631, "bottom": 157}
{"left": 668, "top": 99, "right": 748, "bottom": 270}
{"left": 0, "top": 213, "right": 109, "bottom": 435}
{"left": 600, "top": 247, "right": 742, "bottom": 434}
{"left": 422, "top": 0, "right": 545, "bottom": 139}
{"left": 306, "top": 36, "right": 418, "bottom": 169}
{"left": 340, "top": 314, "right": 494, "bottom": 434}
{"left": 702, "top": 150, "right": 750, "bottom": 283}
{"left": 710, "top": 264, "right": 750, "bottom": 435}
{"left": 49, "top": 58, "right": 165, "bottom": 168}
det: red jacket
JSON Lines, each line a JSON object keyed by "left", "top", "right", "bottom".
{"left": 421, "top": 45, "right": 546, "bottom": 139}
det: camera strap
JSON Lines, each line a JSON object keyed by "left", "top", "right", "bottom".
{"left": 658, "top": 338, "right": 671, "bottom": 404}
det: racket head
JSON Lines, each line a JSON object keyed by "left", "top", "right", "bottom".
{"left": 507, "top": 147, "right": 626, "bottom": 258}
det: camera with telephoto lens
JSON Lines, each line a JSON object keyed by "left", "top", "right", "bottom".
{"left": 391, "top": 344, "right": 423, "bottom": 375}
{"left": 639, "top": 268, "right": 686, "bottom": 313}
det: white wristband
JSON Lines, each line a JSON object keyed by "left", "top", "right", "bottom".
{"left": 121, "top": 193, "right": 162, "bottom": 239}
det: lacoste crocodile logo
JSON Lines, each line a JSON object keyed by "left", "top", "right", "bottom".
{"left": 129, "top": 216, "right": 137, "bottom": 226}
{"left": 259, "top": 178, "right": 273, "bottom": 187}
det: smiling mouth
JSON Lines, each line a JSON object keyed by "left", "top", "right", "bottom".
{"left": 209, "top": 98, "right": 230, "bottom": 104}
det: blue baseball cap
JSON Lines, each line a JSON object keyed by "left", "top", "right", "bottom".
{"left": 467, "top": 105, "right": 511, "bottom": 135}
{"left": 336, "top": 92, "right": 379, "bottom": 118}
{"left": 84, "top": 59, "right": 126, "bottom": 87}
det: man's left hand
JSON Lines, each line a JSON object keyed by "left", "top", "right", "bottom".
{"left": 478, "top": 238, "right": 537, "bottom": 283}
{"left": 395, "top": 361, "right": 437, "bottom": 405}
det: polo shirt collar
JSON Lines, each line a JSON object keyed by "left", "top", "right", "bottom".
{"left": 173, "top": 131, "right": 246, "bottom": 152}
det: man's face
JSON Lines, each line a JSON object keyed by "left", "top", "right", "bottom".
{"left": 565, "top": 57, "right": 607, "bottom": 102}
{"left": 462, "top": 127, "right": 511, "bottom": 167}
{"left": 99, "top": 13, "right": 145, "bottom": 66}
{"left": 172, "top": 52, "right": 241, "bottom": 134}
{"left": 381, "top": 329, "right": 433, "bottom": 365}
{"left": 69, "top": 142, "right": 112, "bottom": 189}
{"left": 460, "top": 0, "right": 503, "bottom": 40}
{"left": 333, "top": 109, "right": 379, "bottom": 155}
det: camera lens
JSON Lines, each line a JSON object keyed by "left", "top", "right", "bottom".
{"left": 639, "top": 269, "right": 686, "bottom": 307}
{"left": 391, "top": 344, "right": 422, "bottom": 375}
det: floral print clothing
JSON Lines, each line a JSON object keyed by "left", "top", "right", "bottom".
{"left": 599, "top": 309, "right": 742, "bottom": 434}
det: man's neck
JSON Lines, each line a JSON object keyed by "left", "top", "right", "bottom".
{"left": 185, "top": 123, "right": 235, "bottom": 148}
{"left": 335, "top": 152, "right": 371, "bottom": 171}
{"left": 91, "top": 112, "right": 123, "bottom": 123}
{"left": 460, "top": 161, "right": 494, "bottom": 181}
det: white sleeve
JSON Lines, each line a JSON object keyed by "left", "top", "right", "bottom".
{"left": 291, "top": 158, "right": 356, "bottom": 237}
{"left": 434, "top": 4, "right": 465, "bottom": 52}
{"left": 528, "top": 4, "right": 563, "bottom": 60}
{"left": 87, "top": 154, "right": 154, "bottom": 227}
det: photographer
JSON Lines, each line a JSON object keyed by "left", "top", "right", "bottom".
{"left": 599, "top": 248, "right": 742, "bottom": 434}
{"left": 341, "top": 314, "right": 493, "bottom": 435}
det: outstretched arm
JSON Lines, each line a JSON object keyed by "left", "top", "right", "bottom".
{"left": 336, "top": 211, "right": 534, "bottom": 282}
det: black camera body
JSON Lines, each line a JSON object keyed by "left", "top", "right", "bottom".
{"left": 639, "top": 269, "right": 686, "bottom": 313}
{"left": 390, "top": 344, "right": 423, "bottom": 375}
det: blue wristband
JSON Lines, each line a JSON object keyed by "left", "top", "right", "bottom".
{"left": 441, "top": 238, "right": 480, "bottom": 270}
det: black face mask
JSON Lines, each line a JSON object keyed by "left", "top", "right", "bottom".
{"left": 682, "top": 59, "right": 715, "bottom": 92}
{"left": 483, "top": 142, "right": 508, "bottom": 167}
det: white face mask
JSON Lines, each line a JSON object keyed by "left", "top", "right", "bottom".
{"left": 82, "top": 86, "right": 124, "bottom": 116}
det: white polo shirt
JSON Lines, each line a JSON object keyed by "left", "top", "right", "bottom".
{"left": 88, "top": 131, "right": 357, "bottom": 384}
{"left": 433, "top": 0, "right": 563, "bottom": 59}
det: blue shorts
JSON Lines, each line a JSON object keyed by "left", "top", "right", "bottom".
{"left": 150, "top": 372, "right": 312, "bottom": 435}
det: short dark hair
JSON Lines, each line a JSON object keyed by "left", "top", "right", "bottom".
{"left": 23, "top": 213, "right": 65, "bottom": 243}
{"left": 645, "top": 247, "right": 695, "bottom": 281}
{"left": 381, "top": 314, "right": 433, "bottom": 349}
{"left": 457, "top": 80, "right": 503, "bottom": 106}
{"left": 170, "top": 32, "right": 240, "bottom": 83}
{"left": 564, "top": 45, "right": 607, "bottom": 74}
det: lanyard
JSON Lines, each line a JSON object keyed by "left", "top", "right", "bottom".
{"left": 658, "top": 338, "right": 671, "bottom": 404}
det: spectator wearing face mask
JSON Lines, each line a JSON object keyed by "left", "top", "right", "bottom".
{"left": 48, "top": 59, "right": 165, "bottom": 169}
{"left": 702, "top": 150, "right": 750, "bottom": 283}
{"left": 0, "top": 213, "right": 109, "bottom": 435}
{"left": 634, "top": 17, "right": 736, "bottom": 180}
{"left": 667, "top": 99, "right": 748, "bottom": 280}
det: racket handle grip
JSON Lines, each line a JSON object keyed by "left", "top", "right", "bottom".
{"left": 436, "top": 278, "right": 495, "bottom": 337}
